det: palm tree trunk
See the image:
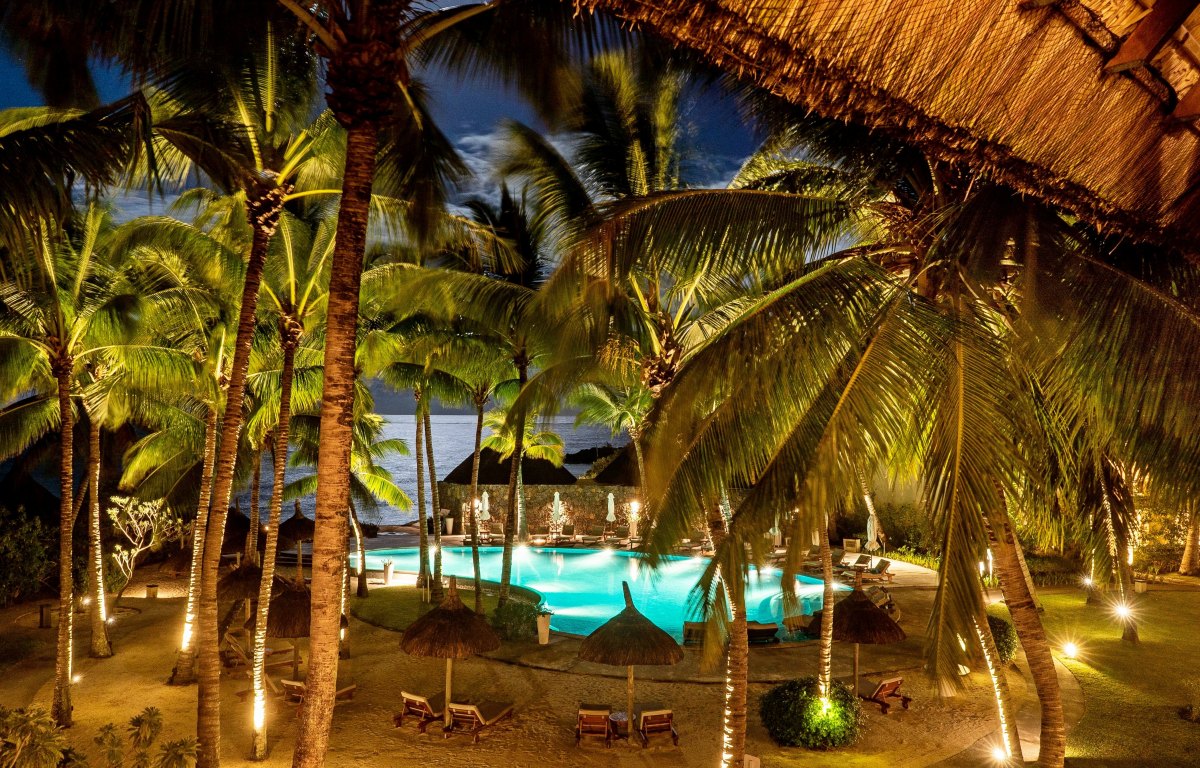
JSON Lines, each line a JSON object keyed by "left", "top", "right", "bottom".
{"left": 975, "top": 606, "right": 1024, "bottom": 762}
{"left": 470, "top": 400, "right": 485, "bottom": 613}
{"left": 292, "top": 120, "right": 377, "bottom": 768}
{"left": 87, "top": 417, "right": 112, "bottom": 658}
{"left": 498, "top": 362, "right": 529, "bottom": 607}
{"left": 632, "top": 436, "right": 647, "bottom": 530}
{"left": 247, "top": 454, "right": 261, "bottom": 565}
{"left": 708, "top": 505, "right": 746, "bottom": 767}
{"left": 170, "top": 400, "right": 218, "bottom": 685}
{"left": 818, "top": 515, "right": 835, "bottom": 697}
{"left": 51, "top": 360, "right": 75, "bottom": 727}
{"left": 414, "top": 393, "right": 429, "bottom": 591}
{"left": 196, "top": 210, "right": 276, "bottom": 768}
{"left": 350, "top": 503, "right": 368, "bottom": 598}
{"left": 250, "top": 323, "right": 296, "bottom": 760}
{"left": 1180, "top": 502, "right": 1199, "bottom": 575}
{"left": 425, "top": 409, "right": 444, "bottom": 603}
{"left": 1012, "top": 531, "right": 1042, "bottom": 611}
{"left": 991, "top": 514, "right": 1064, "bottom": 768}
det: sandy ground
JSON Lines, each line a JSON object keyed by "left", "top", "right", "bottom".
{"left": 3, "top": 560, "right": 1049, "bottom": 768}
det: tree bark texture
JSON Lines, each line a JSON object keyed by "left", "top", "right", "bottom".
{"left": 291, "top": 121, "right": 377, "bottom": 768}
{"left": 196, "top": 207, "right": 277, "bottom": 768}
{"left": 51, "top": 361, "right": 75, "bottom": 727}
{"left": 87, "top": 418, "right": 112, "bottom": 658}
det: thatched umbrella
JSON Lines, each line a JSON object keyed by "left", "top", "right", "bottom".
{"left": 579, "top": 581, "right": 682, "bottom": 729}
{"left": 218, "top": 561, "right": 263, "bottom": 601}
{"left": 831, "top": 584, "right": 906, "bottom": 691}
{"left": 278, "top": 501, "right": 315, "bottom": 585}
{"left": 244, "top": 584, "right": 348, "bottom": 678}
{"left": 400, "top": 578, "right": 501, "bottom": 726}
{"left": 221, "top": 504, "right": 252, "bottom": 557}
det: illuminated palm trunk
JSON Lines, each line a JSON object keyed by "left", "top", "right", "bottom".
{"left": 425, "top": 409, "right": 444, "bottom": 603}
{"left": 709, "top": 508, "right": 746, "bottom": 767}
{"left": 974, "top": 608, "right": 1023, "bottom": 762}
{"left": 250, "top": 321, "right": 297, "bottom": 760}
{"left": 414, "top": 391, "right": 429, "bottom": 590}
{"left": 51, "top": 359, "right": 75, "bottom": 727}
{"left": 351, "top": 504, "right": 368, "bottom": 598}
{"left": 1181, "top": 503, "right": 1199, "bottom": 575}
{"left": 87, "top": 418, "right": 112, "bottom": 658}
{"left": 170, "top": 401, "right": 218, "bottom": 685}
{"left": 469, "top": 399, "right": 485, "bottom": 612}
{"left": 498, "top": 361, "right": 528, "bottom": 607}
{"left": 247, "top": 457, "right": 262, "bottom": 565}
{"left": 991, "top": 515, "right": 1063, "bottom": 767}
{"left": 818, "top": 514, "right": 834, "bottom": 697}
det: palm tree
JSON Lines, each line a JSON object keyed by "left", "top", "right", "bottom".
{"left": 480, "top": 405, "right": 566, "bottom": 544}
{"left": 0, "top": 204, "right": 201, "bottom": 726}
{"left": 570, "top": 382, "right": 652, "bottom": 499}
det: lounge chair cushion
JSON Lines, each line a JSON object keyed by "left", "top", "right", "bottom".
{"left": 450, "top": 700, "right": 513, "bottom": 726}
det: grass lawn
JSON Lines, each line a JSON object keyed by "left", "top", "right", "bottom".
{"left": 350, "top": 585, "right": 510, "bottom": 632}
{"left": 1037, "top": 587, "right": 1200, "bottom": 765}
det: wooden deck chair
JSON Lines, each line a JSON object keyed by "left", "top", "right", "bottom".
{"left": 222, "top": 630, "right": 291, "bottom": 675}
{"left": 838, "top": 552, "right": 871, "bottom": 569}
{"left": 394, "top": 691, "right": 445, "bottom": 733}
{"left": 575, "top": 703, "right": 613, "bottom": 746}
{"left": 856, "top": 559, "right": 893, "bottom": 583}
{"left": 636, "top": 708, "right": 678, "bottom": 747}
{"left": 858, "top": 676, "right": 912, "bottom": 714}
{"left": 280, "top": 679, "right": 358, "bottom": 713}
{"left": 443, "top": 700, "right": 514, "bottom": 743}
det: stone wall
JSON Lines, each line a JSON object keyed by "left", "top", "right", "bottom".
{"left": 437, "top": 480, "right": 641, "bottom": 534}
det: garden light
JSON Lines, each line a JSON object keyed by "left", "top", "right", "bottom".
{"left": 1082, "top": 575, "right": 1093, "bottom": 587}
{"left": 1114, "top": 603, "right": 1132, "bottom": 621}
{"left": 1062, "top": 642, "right": 1078, "bottom": 659}
{"left": 991, "top": 745, "right": 1008, "bottom": 763}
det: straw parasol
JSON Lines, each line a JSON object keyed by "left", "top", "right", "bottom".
{"left": 831, "top": 582, "right": 906, "bottom": 691}
{"left": 579, "top": 581, "right": 682, "bottom": 728}
{"left": 221, "top": 505, "right": 252, "bottom": 556}
{"left": 218, "top": 561, "right": 264, "bottom": 601}
{"left": 245, "top": 584, "right": 348, "bottom": 678}
{"left": 278, "top": 501, "right": 315, "bottom": 585}
{"left": 400, "top": 578, "right": 501, "bottom": 726}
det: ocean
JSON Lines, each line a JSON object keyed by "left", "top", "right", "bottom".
{"left": 235, "top": 415, "right": 621, "bottom": 526}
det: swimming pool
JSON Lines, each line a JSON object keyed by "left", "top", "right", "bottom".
{"left": 357, "top": 546, "right": 836, "bottom": 640}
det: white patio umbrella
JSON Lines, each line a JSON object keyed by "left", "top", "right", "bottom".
{"left": 606, "top": 493, "right": 616, "bottom": 523}
{"left": 479, "top": 491, "right": 490, "bottom": 521}
{"left": 864, "top": 493, "right": 883, "bottom": 552}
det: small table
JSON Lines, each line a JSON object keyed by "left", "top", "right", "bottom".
{"left": 608, "top": 711, "right": 630, "bottom": 740}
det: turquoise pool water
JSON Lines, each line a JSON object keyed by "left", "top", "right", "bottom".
{"left": 357, "top": 546, "right": 836, "bottom": 640}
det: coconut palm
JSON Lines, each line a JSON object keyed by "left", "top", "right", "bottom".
{"left": 0, "top": 204, "right": 205, "bottom": 726}
{"left": 571, "top": 382, "right": 652, "bottom": 495}
{"left": 480, "top": 404, "right": 566, "bottom": 542}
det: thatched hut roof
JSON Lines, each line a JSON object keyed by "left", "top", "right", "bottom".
{"left": 278, "top": 503, "right": 315, "bottom": 545}
{"left": 441, "top": 447, "right": 576, "bottom": 486}
{"left": 243, "top": 584, "right": 347, "bottom": 639}
{"left": 591, "top": 447, "right": 638, "bottom": 487}
{"left": 579, "top": 582, "right": 683, "bottom": 667}
{"left": 399, "top": 579, "right": 501, "bottom": 659}
{"left": 220, "top": 506, "right": 251, "bottom": 555}
{"left": 831, "top": 588, "right": 906, "bottom": 645}
{"left": 582, "top": 0, "right": 1200, "bottom": 249}
{"left": 217, "top": 562, "right": 263, "bottom": 601}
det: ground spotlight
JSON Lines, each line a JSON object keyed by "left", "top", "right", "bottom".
{"left": 1062, "top": 642, "right": 1078, "bottom": 659}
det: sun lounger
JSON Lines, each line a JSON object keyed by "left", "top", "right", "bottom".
{"left": 747, "top": 622, "right": 780, "bottom": 644}
{"left": 636, "top": 708, "right": 678, "bottom": 747}
{"left": 394, "top": 690, "right": 446, "bottom": 733}
{"left": 579, "top": 526, "right": 605, "bottom": 544}
{"left": 222, "top": 630, "right": 292, "bottom": 674}
{"left": 838, "top": 553, "right": 871, "bottom": 569}
{"left": 575, "top": 703, "right": 614, "bottom": 746}
{"left": 858, "top": 676, "right": 911, "bottom": 714}
{"left": 846, "top": 558, "right": 893, "bottom": 583}
{"left": 865, "top": 585, "right": 902, "bottom": 621}
{"left": 279, "top": 679, "right": 357, "bottom": 713}
{"left": 443, "top": 700, "right": 514, "bottom": 743}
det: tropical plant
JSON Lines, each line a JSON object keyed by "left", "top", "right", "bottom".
{"left": 107, "top": 496, "right": 183, "bottom": 610}
{"left": 0, "top": 508, "right": 49, "bottom": 608}
{"left": 480, "top": 405, "right": 566, "bottom": 543}
{"left": 759, "top": 677, "right": 862, "bottom": 749}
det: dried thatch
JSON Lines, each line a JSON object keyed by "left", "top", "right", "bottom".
{"left": 217, "top": 562, "right": 263, "bottom": 601}
{"left": 579, "top": 582, "right": 683, "bottom": 667}
{"left": 831, "top": 588, "right": 906, "bottom": 645}
{"left": 591, "top": 447, "right": 638, "bottom": 487}
{"left": 441, "top": 447, "right": 577, "bottom": 486}
{"left": 243, "top": 584, "right": 347, "bottom": 639}
{"left": 278, "top": 504, "right": 315, "bottom": 545}
{"left": 400, "top": 579, "right": 501, "bottom": 659}
{"left": 582, "top": 0, "right": 1200, "bottom": 249}
{"left": 220, "top": 506, "right": 251, "bottom": 555}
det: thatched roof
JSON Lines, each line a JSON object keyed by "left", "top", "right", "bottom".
{"left": 278, "top": 503, "right": 315, "bottom": 545}
{"left": 591, "top": 447, "right": 638, "bottom": 486}
{"left": 583, "top": 0, "right": 1200, "bottom": 249}
{"left": 399, "top": 578, "right": 501, "bottom": 659}
{"left": 220, "top": 506, "right": 251, "bottom": 555}
{"left": 441, "top": 447, "right": 576, "bottom": 486}
{"left": 243, "top": 584, "right": 347, "bottom": 639}
{"left": 831, "top": 588, "right": 906, "bottom": 645}
{"left": 579, "top": 582, "right": 683, "bottom": 667}
{"left": 217, "top": 562, "right": 263, "bottom": 601}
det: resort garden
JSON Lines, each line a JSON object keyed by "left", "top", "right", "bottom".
{"left": 2, "top": 1, "right": 1200, "bottom": 767}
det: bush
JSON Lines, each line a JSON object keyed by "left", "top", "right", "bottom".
{"left": 490, "top": 600, "right": 539, "bottom": 641}
{"left": 986, "top": 611, "right": 1018, "bottom": 665}
{"left": 887, "top": 545, "right": 941, "bottom": 571}
{"left": 760, "top": 676, "right": 862, "bottom": 749}
{"left": 874, "top": 502, "right": 939, "bottom": 554}
{"left": 0, "top": 507, "right": 49, "bottom": 607}
{"left": 1024, "top": 554, "right": 1080, "bottom": 587}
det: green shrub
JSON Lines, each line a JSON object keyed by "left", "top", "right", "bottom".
{"left": 887, "top": 545, "right": 941, "bottom": 571}
{"left": 759, "top": 676, "right": 862, "bottom": 749}
{"left": 490, "top": 600, "right": 539, "bottom": 641}
{"left": 874, "top": 502, "right": 939, "bottom": 553}
{"left": 0, "top": 507, "right": 49, "bottom": 607}
{"left": 986, "top": 611, "right": 1018, "bottom": 665}
{"left": 1024, "top": 554, "right": 1081, "bottom": 587}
